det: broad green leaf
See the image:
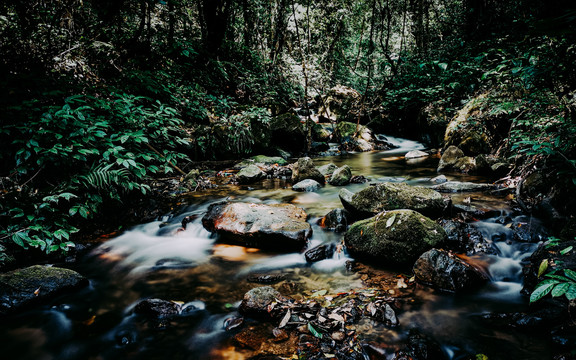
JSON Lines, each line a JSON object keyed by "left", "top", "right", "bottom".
{"left": 551, "top": 283, "right": 571, "bottom": 297}
{"left": 564, "top": 269, "right": 576, "bottom": 282}
{"left": 565, "top": 284, "right": 576, "bottom": 300}
{"left": 307, "top": 323, "right": 323, "bottom": 339}
{"left": 537, "top": 259, "right": 549, "bottom": 278}
{"left": 530, "top": 282, "right": 555, "bottom": 303}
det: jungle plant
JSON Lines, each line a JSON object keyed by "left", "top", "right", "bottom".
{"left": 530, "top": 237, "right": 576, "bottom": 303}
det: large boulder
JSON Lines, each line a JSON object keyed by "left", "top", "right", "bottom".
{"left": 444, "top": 93, "right": 513, "bottom": 156}
{"left": 339, "top": 182, "right": 446, "bottom": 219}
{"left": 413, "top": 249, "right": 489, "bottom": 293}
{"left": 202, "top": 202, "right": 312, "bottom": 251}
{"left": 328, "top": 165, "right": 352, "bottom": 186}
{"left": 0, "top": 265, "right": 88, "bottom": 315}
{"left": 437, "top": 145, "right": 465, "bottom": 172}
{"left": 291, "top": 157, "right": 326, "bottom": 184}
{"left": 344, "top": 210, "right": 447, "bottom": 268}
{"left": 318, "top": 86, "right": 361, "bottom": 122}
{"left": 236, "top": 164, "right": 265, "bottom": 184}
{"left": 270, "top": 113, "right": 306, "bottom": 154}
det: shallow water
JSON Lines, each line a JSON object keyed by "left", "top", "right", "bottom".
{"left": 0, "top": 136, "right": 551, "bottom": 359}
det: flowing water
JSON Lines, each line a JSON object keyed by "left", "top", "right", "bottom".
{"left": 0, "top": 136, "right": 551, "bottom": 359}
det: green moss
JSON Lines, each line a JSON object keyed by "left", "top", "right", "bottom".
{"left": 344, "top": 210, "right": 447, "bottom": 268}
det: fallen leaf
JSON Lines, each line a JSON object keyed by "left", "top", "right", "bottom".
{"left": 307, "top": 322, "right": 323, "bottom": 339}
{"left": 312, "top": 289, "right": 328, "bottom": 297}
{"left": 33, "top": 287, "right": 41, "bottom": 296}
{"left": 279, "top": 309, "right": 291, "bottom": 328}
{"left": 367, "top": 302, "right": 377, "bottom": 316}
{"left": 328, "top": 313, "right": 345, "bottom": 323}
{"left": 397, "top": 277, "right": 408, "bottom": 289}
{"left": 386, "top": 214, "right": 396, "bottom": 228}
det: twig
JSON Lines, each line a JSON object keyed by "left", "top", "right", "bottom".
{"left": 0, "top": 227, "right": 31, "bottom": 241}
{"left": 20, "top": 166, "right": 44, "bottom": 188}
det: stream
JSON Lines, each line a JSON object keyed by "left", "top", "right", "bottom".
{"left": 0, "top": 136, "right": 551, "bottom": 360}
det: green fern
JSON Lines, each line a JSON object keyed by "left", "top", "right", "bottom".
{"left": 78, "top": 164, "right": 132, "bottom": 189}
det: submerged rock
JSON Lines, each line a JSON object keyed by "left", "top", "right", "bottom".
{"left": 292, "top": 179, "right": 322, "bottom": 192}
{"left": 134, "top": 298, "right": 181, "bottom": 318}
{"left": 344, "top": 210, "right": 447, "bottom": 268}
{"left": 236, "top": 164, "right": 265, "bottom": 184}
{"left": 328, "top": 165, "right": 352, "bottom": 186}
{"left": 0, "top": 265, "right": 88, "bottom": 315}
{"left": 340, "top": 182, "right": 446, "bottom": 219}
{"left": 292, "top": 157, "right": 326, "bottom": 184}
{"left": 413, "top": 249, "right": 489, "bottom": 292}
{"left": 202, "top": 202, "right": 312, "bottom": 251}
{"left": 405, "top": 150, "right": 429, "bottom": 159}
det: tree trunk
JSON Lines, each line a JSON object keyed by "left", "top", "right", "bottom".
{"left": 200, "top": 0, "right": 232, "bottom": 54}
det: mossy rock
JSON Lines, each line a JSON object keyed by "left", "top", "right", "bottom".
{"left": 270, "top": 113, "right": 306, "bottom": 153}
{"left": 0, "top": 265, "right": 88, "bottom": 315}
{"left": 341, "top": 182, "right": 445, "bottom": 219}
{"left": 236, "top": 164, "right": 265, "bottom": 184}
{"left": 328, "top": 165, "right": 352, "bottom": 186}
{"left": 318, "top": 163, "right": 338, "bottom": 177}
{"left": 292, "top": 157, "right": 325, "bottom": 184}
{"left": 234, "top": 155, "right": 288, "bottom": 169}
{"left": 344, "top": 210, "right": 447, "bottom": 268}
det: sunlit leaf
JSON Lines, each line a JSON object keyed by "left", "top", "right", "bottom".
{"left": 560, "top": 246, "right": 573, "bottom": 255}
{"left": 537, "top": 259, "right": 548, "bottom": 277}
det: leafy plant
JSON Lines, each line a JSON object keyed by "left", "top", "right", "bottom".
{"left": 530, "top": 237, "right": 576, "bottom": 303}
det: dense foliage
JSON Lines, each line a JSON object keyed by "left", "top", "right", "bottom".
{"left": 1, "top": 0, "right": 575, "bottom": 264}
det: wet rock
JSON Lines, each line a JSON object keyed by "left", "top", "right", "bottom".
{"left": 292, "top": 157, "right": 326, "bottom": 184}
{"left": 431, "top": 181, "right": 496, "bottom": 192}
{"left": 317, "top": 163, "right": 338, "bottom": 177}
{"left": 440, "top": 219, "right": 496, "bottom": 255}
{"left": 413, "top": 249, "right": 489, "bottom": 292}
{"left": 133, "top": 298, "right": 181, "bottom": 317}
{"left": 405, "top": 150, "right": 429, "bottom": 159}
{"left": 234, "top": 155, "right": 288, "bottom": 169}
{"left": 328, "top": 165, "right": 352, "bottom": 186}
{"left": 237, "top": 164, "right": 266, "bottom": 184}
{"left": 406, "top": 329, "right": 448, "bottom": 360}
{"left": 510, "top": 215, "right": 548, "bottom": 243}
{"left": 340, "top": 182, "right": 446, "bottom": 219}
{"left": 344, "top": 210, "right": 447, "bottom": 268}
{"left": 452, "top": 156, "right": 477, "bottom": 173}
{"left": 292, "top": 179, "right": 322, "bottom": 192}
{"left": 0, "top": 265, "right": 88, "bottom": 315}
{"left": 305, "top": 243, "right": 337, "bottom": 263}
{"left": 239, "top": 286, "right": 287, "bottom": 320}
{"left": 247, "top": 273, "right": 286, "bottom": 284}
{"left": 312, "top": 123, "right": 332, "bottom": 142}
{"left": 319, "top": 208, "right": 350, "bottom": 232}
{"left": 371, "top": 303, "right": 399, "bottom": 327}
{"left": 430, "top": 175, "right": 447, "bottom": 184}
{"left": 437, "top": 146, "right": 465, "bottom": 172}
{"left": 270, "top": 113, "right": 306, "bottom": 154}
{"left": 202, "top": 202, "right": 312, "bottom": 251}
{"left": 350, "top": 175, "right": 369, "bottom": 184}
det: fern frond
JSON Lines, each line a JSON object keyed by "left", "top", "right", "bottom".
{"left": 79, "top": 164, "right": 131, "bottom": 189}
